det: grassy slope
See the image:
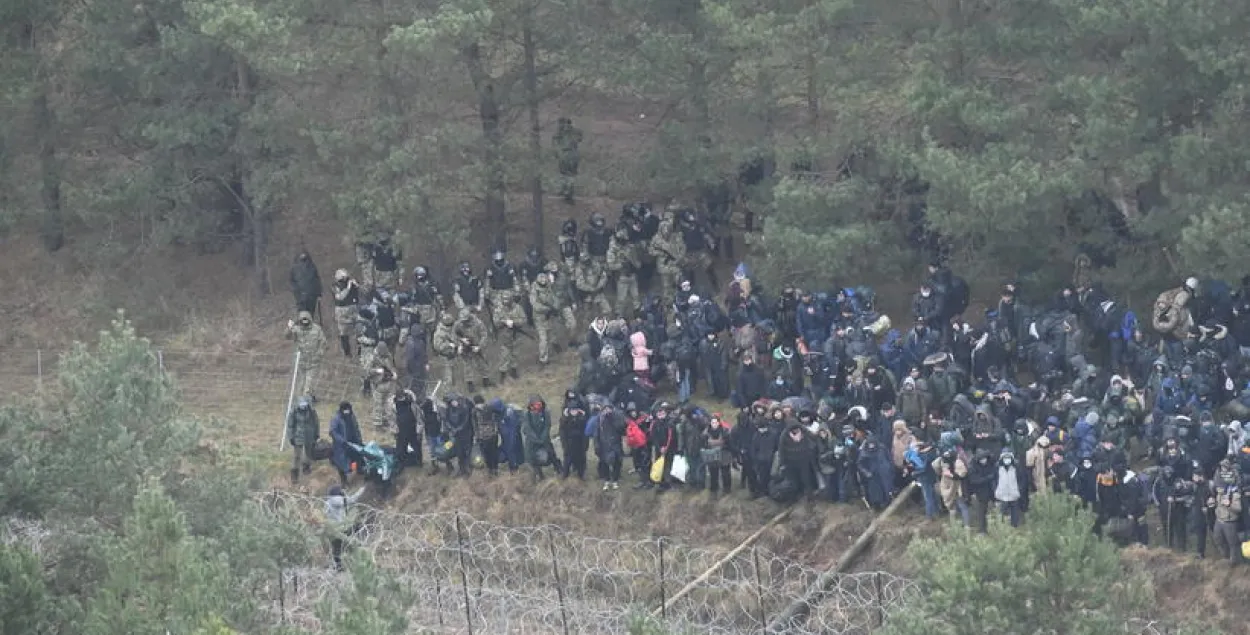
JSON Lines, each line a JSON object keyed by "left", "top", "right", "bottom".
{"left": 0, "top": 203, "right": 1247, "bottom": 634}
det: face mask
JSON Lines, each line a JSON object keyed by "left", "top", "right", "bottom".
{"left": 1003, "top": 459, "right": 1013, "bottom": 466}
{"left": 921, "top": 290, "right": 931, "bottom": 298}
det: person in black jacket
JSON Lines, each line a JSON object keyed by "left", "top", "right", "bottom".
{"left": 290, "top": 251, "right": 323, "bottom": 314}
{"left": 779, "top": 423, "right": 819, "bottom": 499}
{"left": 747, "top": 408, "right": 783, "bottom": 499}
{"left": 560, "top": 392, "right": 589, "bottom": 480}
{"left": 393, "top": 390, "right": 423, "bottom": 468}
{"left": 967, "top": 449, "right": 997, "bottom": 534}
{"left": 442, "top": 394, "right": 475, "bottom": 477}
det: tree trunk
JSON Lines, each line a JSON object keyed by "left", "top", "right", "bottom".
{"left": 805, "top": 52, "right": 819, "bottom": 129}
{"left": 522, "top": 7, "right": 544, "bottom": 256}
{"left": 232, "top": 57, "right": 270, "bottom": 295}
{"left": 463, "top": 42, "right": 508, "bottom": 253}
{"left": 683, "top": 0, "right": 711, "bottom": 138}
{"left": 33, "top": 81, "right": 63, "bottom": 252}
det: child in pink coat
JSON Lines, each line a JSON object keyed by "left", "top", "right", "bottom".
{"left": 630, "top": 331, "right": 652, "bottom": 382}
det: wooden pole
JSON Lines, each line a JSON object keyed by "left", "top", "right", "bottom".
{"left": 765, "top": 482, "right": 917, "bottom": 634}
{"left": 650, "top": 506, "right": 793, "bottom": 618}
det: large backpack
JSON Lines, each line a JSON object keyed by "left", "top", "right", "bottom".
{"left": 947, "top": 276, "right": 970, "bottom": 316}
{"left": 625, "top": 418, "right": 648, "bottom": 449}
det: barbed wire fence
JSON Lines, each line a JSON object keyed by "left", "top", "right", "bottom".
{"left": 0, "top": 350, "right": 1195, "bottom": 635}
{"left": 252, "top": 491, "right": 923, "bottom": 635}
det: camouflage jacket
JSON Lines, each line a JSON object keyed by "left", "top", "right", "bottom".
{"left": 574, "top": 260, "right": 607, "bottom": 294}
{"left": 454, "top": 315, "right": 488, "bottom": 347}
{"left": 492, "top": 302, "right": 527, "bottom": 336}
{"left": 605, "top": 237, "right": 640, "bottom": 274}
{"left": 433, "top": 324, "right": 459, "bottom": 358}
{"left": 287, "top": 323, "right": 327, "bottom": 357}
{"left": 530, "top": 282, "right": 562, "bottom": 316}
{"left": 648, "top": 227, "right": 686, "bottom": 264}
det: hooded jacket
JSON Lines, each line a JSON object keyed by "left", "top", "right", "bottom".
{"left": 522, "top": 395, "right": 552, "bottom": 460}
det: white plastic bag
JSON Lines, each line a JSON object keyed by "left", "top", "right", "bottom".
{"left": 670, "top": 455, "right": 690, "bottom": 483}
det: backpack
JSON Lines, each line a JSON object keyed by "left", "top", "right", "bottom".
{"left": 625, "top": 418, "right": 648, "bottom": 449}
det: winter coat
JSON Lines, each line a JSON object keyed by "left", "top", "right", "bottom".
{"left": 1026, "top": 438, "right": 1050, "bottom": 495}
{"left": 324, "top": 487, "right": 365, "bottom": 535}
{"left": 630, "top": 331, "right": 652, "bottom": 373}
{"left": 286, "top": 406, "right": 319, "bottom": 448}
{"left": 290, "top": 257, "right": 322, "bottom": 301}
{"left": 1072, "top": 416, "right": 1099, "bottom": 459}
{"left": 329, "top": 411, "right": 363, "bottom": 473}
{"left": 522, "top": 397, "right": 553, "bottom": 462}
{"left": 890, "top": 420, "right": 915, "bottom": 470}
{"left": 995, "top": 464, "right": 1021, "bottom": 502}
{"left": 595, "top": 408, "right": 625, "bottom": 459}
{"left": 967, "top": 453, "right": 997, "bottom": 501}
{"left": 936, "top": 455, "right": 968, "bottom": 508}
{"left": 896, "top": 378, "right": 930, "bottom": 424}
{"left": 857, "top": 441, "right": 894, "bottom": 507}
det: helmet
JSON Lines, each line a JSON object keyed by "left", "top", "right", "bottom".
{"left": 413, "top": 265, "right": 428, "bottom": 280}
{"left": 562, "top": 219, "right": 577, "bottom": 236}
{"left": 1185, "top": 277, "right": 1199, "bottom": 291}
{"left": 441, "top": 312, "right": 455, "bottom": 325}
{"left": 459, "top": 261, "right": 472, "bottom": 275}
{"left": 335, "top": 268, "right": 349, "bottom": 281}
{"left": 590, "top": 213, "right": 605, "bottom": 228}
{"left": 492, "top": 250, "right": 505, "bottom": 265}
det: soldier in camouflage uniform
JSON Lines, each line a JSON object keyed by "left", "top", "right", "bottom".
{"left": 402, "top": 266, "right": 441, "bottom": 346}
{"left": 371, "top": 234, "right": 403, "bottom": 291}
{"left": 574, "top": 256, "right": 612, "bottom": 317}
{"left": 369, "top": 350, "right": 398, "bottom": 429}
{"left": 454, "top": 308, "right": 491, "bottom": 393}
{"left": 485, "top": 250, "right": 520, "bottom": 306}
{"left": 492, "top": 294, "right": 527, "bottom": 383}
{"left": 557, "top": 220, "right": 580, "bottom": 265}
{"left": 285, "top": 310, "right": 327, "bottom": 403}
{"left": 678, "top": 208, "right": 718, "bottom": 289}
{"left": 356, "top": 306, "right": 380, "bottom": 396}
{"left": 530, "top": 271, "right": 576, "bottom": 365}
{"left": 649, "top": 211, "right": 687, "bottom": 300}
{"left": 453, "top": 262, "right": 485, "bottom": 314}
{"left": 606, "top": 224, "right": 641, "bottom": 316}
{"left": 553, "top": 117, "right": 583, "bottom": 203}
{"left": 581, "top": 213, "right": 612, "bottom": 266}
{"left": 332, "top": 269, "right": 360, "bottom": 358}
{"left": 374, "top": 290, "right": 401, "bottom": 352}
{"left": 433, "top": 312, "right": 460, "bottom": 389}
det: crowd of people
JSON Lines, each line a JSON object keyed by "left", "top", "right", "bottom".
{"left": 283, "top": 201, "right": 1250, "bottom": 566}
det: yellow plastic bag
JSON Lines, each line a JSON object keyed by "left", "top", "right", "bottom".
{"left": 1241, "top": 540, "right": 1250, "bottom": 560}
{"left": 650, "top": 456, "right": 666, "bottom": 484}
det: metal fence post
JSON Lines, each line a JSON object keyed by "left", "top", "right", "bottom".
{"left": 454, "top": 512, "right": 474, "bottom": 635}
{"left": 658, "top": 536, "right": 667, "bottom": 622}
{"left": 548, "top": 529, "right": 571, "bottom": 635}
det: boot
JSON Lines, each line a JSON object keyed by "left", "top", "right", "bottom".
{"left": 337, "top": 469, "right": 348, "bottom": 486}
{"left": 500, "top": 371, "right": 508, "bottom": 385}
{"left": 302, "top": 463, "right": 311, "bottom": 475}
{"left": 340, "top": 335, "right": 352, "bottom": 358}
{"left": 466, "top": 381, "right": 476, "bottom": 393}
{"left": 289, "top": 469, "right": 299, "bottom": 484}
{"left": 509, "top": 368, "right": 518, "bottom": 380}
{"left": 482, "top": 376, "right": 493, "bottom": 388}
